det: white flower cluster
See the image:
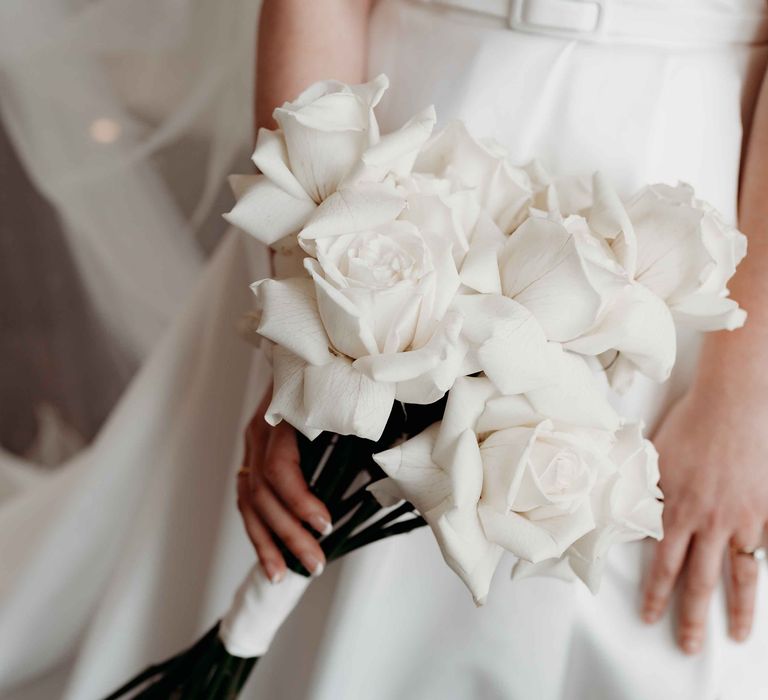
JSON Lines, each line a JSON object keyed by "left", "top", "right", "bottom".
{"left": 227, "top": 75, "right": 746, "bottom": 603}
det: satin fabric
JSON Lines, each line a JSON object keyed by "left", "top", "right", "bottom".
{"left": 2, "top": 0, "right": 768, "bottom": 698}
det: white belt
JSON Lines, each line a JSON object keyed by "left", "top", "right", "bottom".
{"left": 415, "top": 0, "right": 768, "bottom": 47}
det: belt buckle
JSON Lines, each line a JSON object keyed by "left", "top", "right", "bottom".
{"left": 508, "top": 0, "right": 605, "bottom": 39}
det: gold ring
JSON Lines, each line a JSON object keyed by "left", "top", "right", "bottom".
{"left": 732, "top": 545, "right": 766, "bottom": 561}
{"left": 237, "top": 467, "right": 251, "bottom": 477}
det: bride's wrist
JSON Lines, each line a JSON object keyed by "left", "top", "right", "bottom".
{"left": 688, "top": 368, "right": 768, "bottom": 416}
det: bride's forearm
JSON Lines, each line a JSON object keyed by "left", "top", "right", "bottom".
{"left": 255, "top": 0, "right": 374, "bottom": 133}
{"left": 692, "top": 69, "right": 768, "bottom": 404}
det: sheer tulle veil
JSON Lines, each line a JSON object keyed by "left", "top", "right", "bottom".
{"left": 0, "top": 0, "right": 261, "bottom": 478}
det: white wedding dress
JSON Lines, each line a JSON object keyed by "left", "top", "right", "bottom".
{"left": 3, "top": 1, "right": 768, "bottom": 698}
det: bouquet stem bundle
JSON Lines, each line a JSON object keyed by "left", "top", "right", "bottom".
{"left": 104, "top": 401, "right": 442, "bottom": 699}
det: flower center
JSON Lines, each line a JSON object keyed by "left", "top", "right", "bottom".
{"left": 328, "top": 226, "right": 431, "bottom": 289}
{"left": 538, "top": 450, "right": 583, "bottom": 496}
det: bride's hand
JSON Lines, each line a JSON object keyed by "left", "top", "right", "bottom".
{"left": 642, "top": 385, "right": 768, "bottom": 653}
{"left": 236, "top": 392, "right": 332, "bottom": 582}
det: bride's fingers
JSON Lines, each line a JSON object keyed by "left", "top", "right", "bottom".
{"left": 263, "top": 423, "right": 333, "bottom": 536}
{"left": 251, "top": 471, "right": 326, "bottom": 577}
{"left": 642, "top": 522, "right": 691, "bottom": 623}
{"left": 237, "top": 474, "right": 286, "bottom": 583}
{"left": 726, "top": 527, "right": 763, "bottom": 642}
{"left": 677, "top": 531, "right": 728, "bottom": 654}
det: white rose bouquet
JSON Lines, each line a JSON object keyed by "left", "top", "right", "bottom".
{"left": 108, "top": 76, "right": 746, "bottom": 699}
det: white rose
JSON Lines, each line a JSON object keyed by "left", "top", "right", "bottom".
{"left": 614, "top": 182, "right": 747, "bottom": 331}
{"left": 449, "top": 295, "right": 620, "bottom": 430}
{"left": 225, "top": 75, "right": 436, "bottom": 247}
{"left": 415, "top": 120, "right": 533, "bottom": 234}
{"left": 371, "top": 377, "right": 661, "bottom": 602}
{"left": 371, "top": 421, "right": 504, "bottom": 606}
{"left": 309, "top": 220, "right": 457, "bottom": 360}
{"left": 498, "top": 214, "right": 621, "bottom": 343}
{"left": 253, "top": 217, "right": 466, "bottom": 440}
{"left": 512, "top": 423, "right": 663, "bottom": 592}
{"left": 475, "top": 402, "right": 607, "bottom": 566}
{"left": 274, "top": 76, "right": 388, "bottom": 202}
{"left": 526, "top": 159, "right": 594, "bottom": 218}
{"left": 397, "top": 173, "right": 507, "bottom": 294}
{"left": 496, "top": 183, "right": 676, "bottom": 386}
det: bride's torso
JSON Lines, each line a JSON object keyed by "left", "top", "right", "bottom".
{"left": 368, "top": 0, "right": 768, "bottom": 431}
{"left": 369, "top": 0, "right": 768, "bottom": 219}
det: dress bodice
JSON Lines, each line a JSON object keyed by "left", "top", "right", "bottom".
{"left": 401, "top": 0, "right": 768, "bottom": 48}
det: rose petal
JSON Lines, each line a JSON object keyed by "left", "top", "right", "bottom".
{"left": 305, "top": 259, "right": 379, "bottom": 359}
{"left": 359, "top": 105, "right": 437, "bottom": 180}
{"left": 432, "top": 376, "right": 497, "bottom": 467}
{"left": 303, "top": 354, "right": 395, "bottom": 440}
{"left": 620, "top": 184, "right": 710, "bottom": 300}
{"left": 436, "top": 507, "right": 504, "bottom": 606}
{"left": 417, "top": 120, "right": 532, "bottom": 233}
{"left": 564, "top": 282, "right": 677, "bottom": 383}
{"left": 459, "top": 213, "right": 505, "bottom": 294}
{"left": 669, "top": 294, "right": 746, "bottom": 331}
{"left": 224, "top": 174, "right": 317, "bottom": 246}
{"left": 588, "top": 171, "right": 637, "bottom": 275}
{"left": 452, "top": 294, "right": 552, "bottom": 394}
{"left": 525, "top": 345, "right": 621, "bottom": 430}
{"left": 251, "top": 277, "right": 332, "bottom": 366}
{"left": 511, "top": 556, "right": 577, "bottom": 584}
{"left": 274, "top": 76, "right": 388, "bottom": 201}
{"left": 373, "top": 424, "right": 451, "bottom": 514}
{"left": 475, "top": 394, "right": 543, "bottom": 434}
{"left": 354, "top": 311, "right": 464, "bottom": 403}
{"left": 375, "top": 425, "right": 503, "bottom": 605}
{"left": 266, "top": 346, "right": 322, "bottom": 440}
{"left": 251, "top": 128, "right": 310, "bottom": 200}
{"left": 479, "top": 500, "right": 595, "bottom": 562}
{"left": 499, "top": 217, "right": 607, "bottom": 342}
{"left": 298, "top": 182, "right": 406, "bottom": 244}
{"left": 479, "top": 424, "right": 542, "bottom": 512}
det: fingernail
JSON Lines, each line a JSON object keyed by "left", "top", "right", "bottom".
{"left": 262, "top": 562, "right": 284, "bottom": 585}
{"left": 301, "top": 554, "right": 325, "bottom": 577}
{"left": 309, "top": 514, "right": 333, "bottom": 536}
{"left": 681, "top": 637, "right": 701, "bottom": 655}
{"left": 642, "top": 609, "right": 660, "bottom": 624}
{"left": 731, "top": 627, "right": 749, "bottom": 642}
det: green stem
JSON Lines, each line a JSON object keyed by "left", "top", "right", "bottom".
{"left": 366, "top": 502, "right": 415, "bottom": 532}
{"left": 174, "top": 635, "right": 221, "bottom": 698}
{"left": 323, "top": 494, "right": 381, "bottom": 563}
{"left": 204, "top": 653, "right": 236, "bottom": 699}
{"left": 338, "top": 515, "right": 427, "bottom": 556}
{"left": 103, "top": 625, "right": 220, "bottom": 700}
{"left": 297, "top": 432, "right": 333, "bottom": 483}
{"left": 329, "top": 480, "right": 371, "bottom": 523}
{"left": 310, "top": 434, "right": 353, "bottom": 501}
{"left": 226, "top": 657, "right": 258, "bottom": 699}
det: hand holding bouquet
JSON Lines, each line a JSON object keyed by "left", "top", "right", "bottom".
{"left": 109, "top": 75, "right": 746, "bottom": 699}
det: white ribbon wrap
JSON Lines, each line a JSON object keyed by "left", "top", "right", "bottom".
{"left": 219, "top": 565, "right": 311, "bottom": 658}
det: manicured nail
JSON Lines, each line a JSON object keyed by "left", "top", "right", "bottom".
{"left": 681, "top": 637, "right": 701, "bottom": 655}
{"left": 309, "top": 514, "right": 333, "bottom": 536}
{"left": 731, "top": 627, "right": 749, "bottom": 642}
{"left": 301, "top": 554, "right": 325, "bottom": 577}
{"left": 642, "top": 607, "right": 659, "bottom": 623}
{"left": 262, "top": 562, "right": 284, "bottom": 585}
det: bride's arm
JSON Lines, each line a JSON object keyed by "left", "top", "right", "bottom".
{"left": 238, "top": 0, "right": 375, "bottom": 583}
{"left": 255, "top": 0, "right": 373, "bottom": 132}
{"left": 642, "top": 67, "right": 768, "bottom": 653}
